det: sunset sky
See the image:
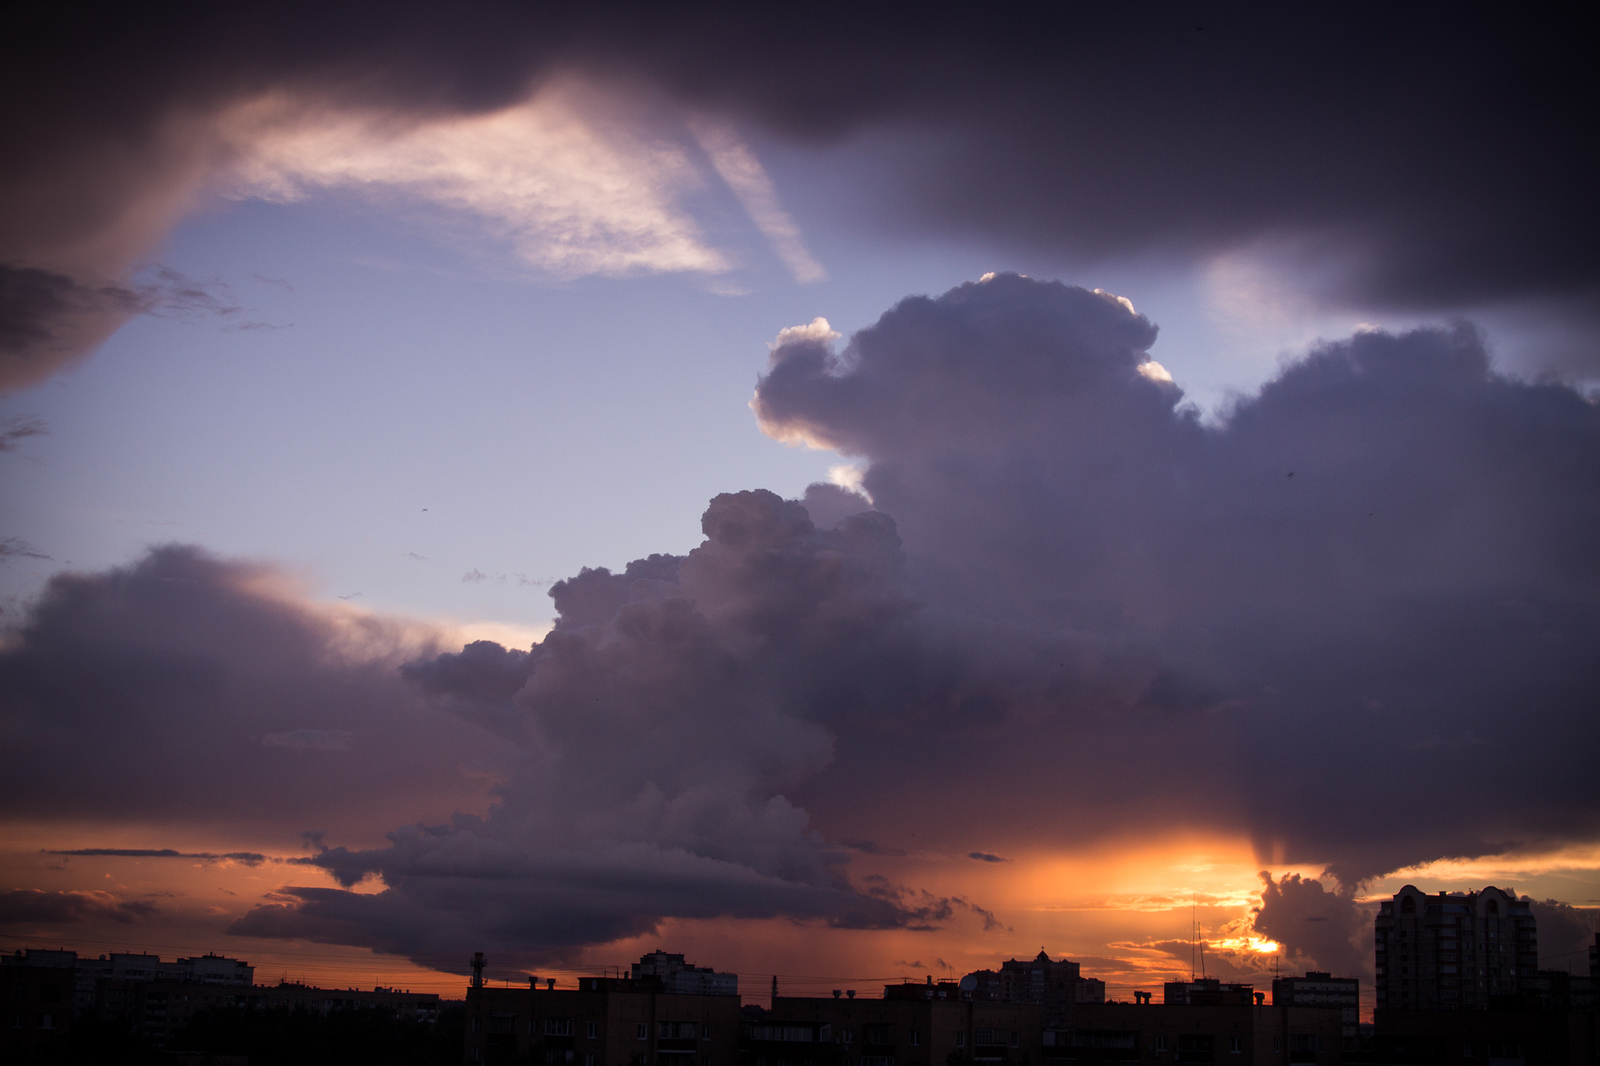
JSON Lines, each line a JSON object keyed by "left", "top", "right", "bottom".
{"left": 2, "top": 3, "right": 1597, "bottom": 1016}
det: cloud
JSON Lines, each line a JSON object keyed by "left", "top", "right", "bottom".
{"left": 689, "top": 120, "right": 826, "bottom": 283}
{"left": 226, "top": 81, "right": 730, "bottom": 279}
{"left": 754, "top": 274, "right": 1600, "bottom": 883}
{"left": 0, "top": 264, "right": 260, "bottom": 391}
{"left": 6, "top": 7, "right": 1594, "bottom": 387}
{"left": 1528, "top": 898, "right": 1600, "bottom": 971}
{"left": 967, "top": 852, "right": 1007, "bottom": 864}
{"left": 1252, "top": 873, "right": 1369, "bottom": 980}
{"left": 233, "top": 493, "right": 980, "bottom": 969}
{"left": 5, "top": 274, "right": 1596, "bottom": 973}
{"left": 44, "top": 848, "right": 270, "bottom": 866}
{"left": 0, "top": 415, "right": 47, "bottom": 451}
{"left": 260, "top": 729, "right": 356, "bottom": 751}
{"left": 0, "top": 889, "right": 159, "bottom": 925}
{"left": 0, "top": 537, "right": 52, "bottom": 563}
{"left": 0, "top": 545, "right": 497, "bottom": 837}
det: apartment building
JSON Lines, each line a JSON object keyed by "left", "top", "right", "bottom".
{"left": 963, "top": 951, "right": 1104, "bottom": 1025}
{"left": 633, "top": 951, "right": 739, "bottom": 997}
{"left": 1374, "top": 885, "right": 1536, "bottom": 1011}
{"left": 464, "top": 959, "right": 740, "bottom": 1066}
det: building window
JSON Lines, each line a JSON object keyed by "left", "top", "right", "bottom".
{"left": 1463, "top": 1042, "right": 1473, "bottom": 1058}
{"left": 1230, "top": 1036, "right": 1242, "bottom": 1054}
{"left": 585, "top": 1056, "right": 595, "bottom": 1066}
{"left": 703, "top": 1024, "right": 712, "bottom": 1040}
{"left": 40, "top": 1013, "right": 56, "bottom": 1030}
{"left": 547, "top": 1018, "right": 575, "bottom": 1037}
{"left": 955, "top": 1033, "right": 965, "bottom": 1049}
{"left": 1155, "top": 1036, "right": 1166, "bottom": 1052}
{"left": 588, "top": 1022, "right": 599, "bottom": 1039}
{"left": 638, "top": 1023, "right": 649, "bottom": 1040}
{"left": 909, "top": 1031, "right": 920, "bottom": 1047}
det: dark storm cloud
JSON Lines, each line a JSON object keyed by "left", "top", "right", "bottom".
{"left": 231, "top": 492, "right": 1046, "bottom": 969}
{"left": 1252, "top": 873, "right": 1370, "bottom": 980}
{"left": 171, "top": 277, "right": 1600, "bottom": 966}
{"left": 8, "top": 276, "right": 1596, "bottom": 968}
{"left": 0, "top": 889, "right": 159, "bottom": 925}
{"left": 0, "top": 545, "right": 494, "bottom": 835}
{"left": 4, "top": 3, "right": 1595, "bottom": 388}
{"left": 1529, "top": 899, "right": 1600, "bottom": 971}
{"left": 755, "top": 274, "right": 1600, "bottom": 883}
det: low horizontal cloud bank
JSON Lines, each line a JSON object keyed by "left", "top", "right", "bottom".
{"left": 46, "top": 848, "right": 270, "bottom": 865}
{"left": 0, "top": 889, "right": 159, "bottom": 926}
{"left": 4, "top": 5, "right": 1596, "bottom": 389}
{"left": 0, "top": 546, "right": 496, "bottom": 837}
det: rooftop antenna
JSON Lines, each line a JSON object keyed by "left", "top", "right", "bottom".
{"left": 1190, "top": 894, "right": 1197, "bottom": 982}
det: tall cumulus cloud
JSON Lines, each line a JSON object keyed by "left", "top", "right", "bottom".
{"left": 5, "top": 275, "right": 1596, "bottom": 972}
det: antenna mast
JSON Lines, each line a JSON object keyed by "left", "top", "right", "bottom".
{"left": 1190, "top": 894, "right": 1197, "bottom": 982}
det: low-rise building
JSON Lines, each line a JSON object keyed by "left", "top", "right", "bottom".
{"left": 1162, "top": 979, "right": 1257, "bottom": 1006}
{"left": 753, "top": 983, "right": 1044, "bottom": 1066}
{"left": 1270, "top": 973, "right": 1358, "bottom": 1042}
{"left": 464, "top": 959, "right": 741, "bottom": 1066}
{"left": 1, "top": 949, "right": 75, "bottom": 1057}
{"left": 246, "top": 981, "right": 443, "bottom": 1021}
{"left": 1054, "top": 1001, "right": 1345, "bottom": 1065}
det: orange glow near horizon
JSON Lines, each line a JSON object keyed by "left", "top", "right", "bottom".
{"left": 5, "top": 822, "right": 1597, "bottom": 1019}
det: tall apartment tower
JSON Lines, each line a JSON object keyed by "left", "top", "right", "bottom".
{"left": 1374, "top": 885, "right": 1537, "bottom": 1011}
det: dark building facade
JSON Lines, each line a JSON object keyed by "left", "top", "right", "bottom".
{"left": 1374, "top": 885, "right": 1537, "bottom": 1011}
{"left": 1055, "top": 1002, "right": 1345, "bottom": 1065}
{"left": 1, "top": 950, "right": 74, "bottom": 1059}
{"left": 964, "top": 951, "right": 1104, "bottom": 1025}
{"left": 1162, "top": 979, "right": 1258, "bottom": 1006}
{"left": 464, "top": 972, "right": 741, "bottom": 1065}
{"left": 752, "top": 987, "right": 1043, "bottom": 1066}
{"left": 1270, "top": 974, "right": 1358, "bottom": 1042}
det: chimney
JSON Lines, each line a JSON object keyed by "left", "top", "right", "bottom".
{"left": 772, "top": 974, "right": 779, "bottom": 1002}
{"left": 926, "top": 976, "right": 933, "bottom": 986}
{"left": 471, "top": 952, "right": 486, "bottom": 989}
{"left": 1254, "top": 992, "right": 1265, "bottom": 1006}
{"left": 846, "top": 990, "right": 856, "bottom": 999}
{"left": 833, "top": 989, "right": 842, "bottom": 998}
{"left": 530, "top": 976, "right": 538, "bottom": 989}
{"left": 547, "top": 979, "right": 555, "bottom": 990}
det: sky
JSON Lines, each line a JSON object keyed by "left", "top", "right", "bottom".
{"left": 2, "top": 2, "right": 1598, "bottom": 1013}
